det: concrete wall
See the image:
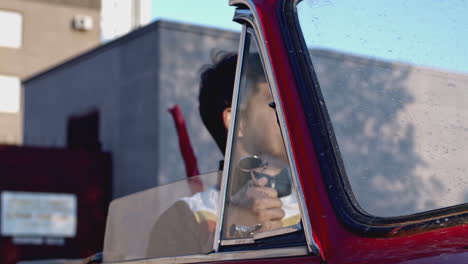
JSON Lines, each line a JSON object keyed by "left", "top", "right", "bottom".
{"left": 24, "top": 20, "right": 239, "bottom": 198}
{"left": 21, "top": 19, "right": 468, "bottom": 216}
{"left": 156, "top": 22, "right": 240, "bottom": 189}
{"left": 311, "top": 49, "right": 468, "bottom": 217}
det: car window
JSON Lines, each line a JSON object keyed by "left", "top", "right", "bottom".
{"left": 220, "top": 32, "right": 301, "bottom": 243}
{"left": 102, "top": 171, "right": 220, "bottom": 262}
{"left": 296, "top": 0, "right": 468, "bottom": 217}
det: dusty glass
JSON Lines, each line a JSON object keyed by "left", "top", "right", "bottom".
{"left": 221, "top": 33, "right": 301, "bottom": 241}
{"left": 297, "top": 0, "right": 468, "bottom": 217}
{"left": 103, "top": 171, "right": 220, "bottom": 261}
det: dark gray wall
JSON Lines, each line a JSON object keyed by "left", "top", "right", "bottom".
{"left": 156, "top": 23, "right": 240, "bottom": 187}
{"left": 23, "top": 20, "right": 239, "bottom": 198}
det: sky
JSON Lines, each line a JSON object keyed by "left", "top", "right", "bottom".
{"left": 150, "top": 0, "right": 467, "bottom": 73}
{"left": 297, "top": 0, "right": 468, "bottom": 73}
{"left": 151, "top": 0, "right": 241, "bottom": 32}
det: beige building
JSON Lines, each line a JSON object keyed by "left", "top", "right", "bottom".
{"left": 0, "top": 0, "right": 100, "bottom": 144}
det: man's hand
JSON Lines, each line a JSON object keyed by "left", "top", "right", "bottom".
{"left": 246, "top": 177, "right": 285, "bottom": 232}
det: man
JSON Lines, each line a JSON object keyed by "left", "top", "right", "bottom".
{"left": 200, "top": 52, "right": 298, "bottom": 236}
{"left": 146, "top": 52, "right": 299, "bottom": 257}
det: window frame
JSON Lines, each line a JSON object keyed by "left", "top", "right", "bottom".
{"left": 0, "top": 9, "right": 23, "bottom": 49}
{"left": 281, "top": 0, "right": 468, "bottom": 237}
{"left": 0, "top": 74, "right": 21, "bottom": 113}
{"left": 215, "top": 28, "right": 304, "bottom": 247}
{"left": 213, "top": 8, "right": 317, "bottom": 254}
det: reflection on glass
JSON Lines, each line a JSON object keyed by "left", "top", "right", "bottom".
{"left": 297, "top": 0, "right": 468, "bottom": 217}
{"left": 103, "top": 172, "right": 220, "bottom": 261}
{"left": 221, "top": 34, "right": 301, "bottom": 240}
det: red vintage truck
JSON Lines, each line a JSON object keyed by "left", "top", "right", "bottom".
{"left": 99, "top": 0, "right": 468, "bottom": 263}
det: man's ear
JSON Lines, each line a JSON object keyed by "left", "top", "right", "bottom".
{"left": 222, "top": 107, "right": 232, "bottom": 129}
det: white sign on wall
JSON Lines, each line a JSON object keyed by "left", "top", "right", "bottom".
{"left": 1, "top": 191, "right": 77, "bottom": 237}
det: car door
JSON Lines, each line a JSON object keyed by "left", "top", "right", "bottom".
{"left": 252, "top": 0, "right": 468, "bottom": 263}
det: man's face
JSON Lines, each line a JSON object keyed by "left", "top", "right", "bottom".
{"left": 240, "top": 81, "right": 288, "bottom": 164}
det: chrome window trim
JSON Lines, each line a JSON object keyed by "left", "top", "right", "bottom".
{"left": 103, "top": 247, "right": 308, "bottom": 264}
{"left": 217, "top": 27, "right": 305, "bottom": 247}
{"left": 212, "top": 24, "right": 248, "bottom": 253}
{"left": 217, "top": 223, "right": 302, "bottom": 246}
{"left": 253, "top": 223, "right": 303, "bottom": 240}
{"left": 220, "top": 238, "right": 255, "bottom": 246}
{"left": 229, "top": 0, "right": 318, "bottom": 255}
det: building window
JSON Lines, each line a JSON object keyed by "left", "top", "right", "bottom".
{"left": 0, "top": 75, "right": 20, "bottom": 113}
{"left": 0, "top": 10, "right": 22, "bottom": 49}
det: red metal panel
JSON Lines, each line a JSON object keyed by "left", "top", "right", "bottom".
{"left": 0, "top": 145, "right": 111, "bottom": 264}
{"left": 250, "top": 0, "right": 345, "bottom": 258}
{"left": 249, "top": 0, "right": 468, "bottom": 263}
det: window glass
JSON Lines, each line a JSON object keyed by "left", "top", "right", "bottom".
{"left": 221, "top": 33, "right": 301, "bottom": 241}
{"left": 296, "top": 0, "right": 468, "bottom": 217}
{"left": 103, "top": 172, "right": 220, "bottom": 262}
{"left": 0, "top": 75, "right": 20, "bottom": 113}
{"left": 0, "top": 10, "right": 22, "bottom": 48}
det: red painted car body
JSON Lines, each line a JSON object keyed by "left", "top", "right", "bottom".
{"left": 238, "top": 0, "right": 468, "bottom": 263}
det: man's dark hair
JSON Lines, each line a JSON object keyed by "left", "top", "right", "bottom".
{"left": 199, "top": 52, "right": 237, "bottom": 153}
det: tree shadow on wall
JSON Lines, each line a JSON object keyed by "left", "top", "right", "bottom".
{"left": 310, "top": 49, "right": 445, "bottom": 217}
